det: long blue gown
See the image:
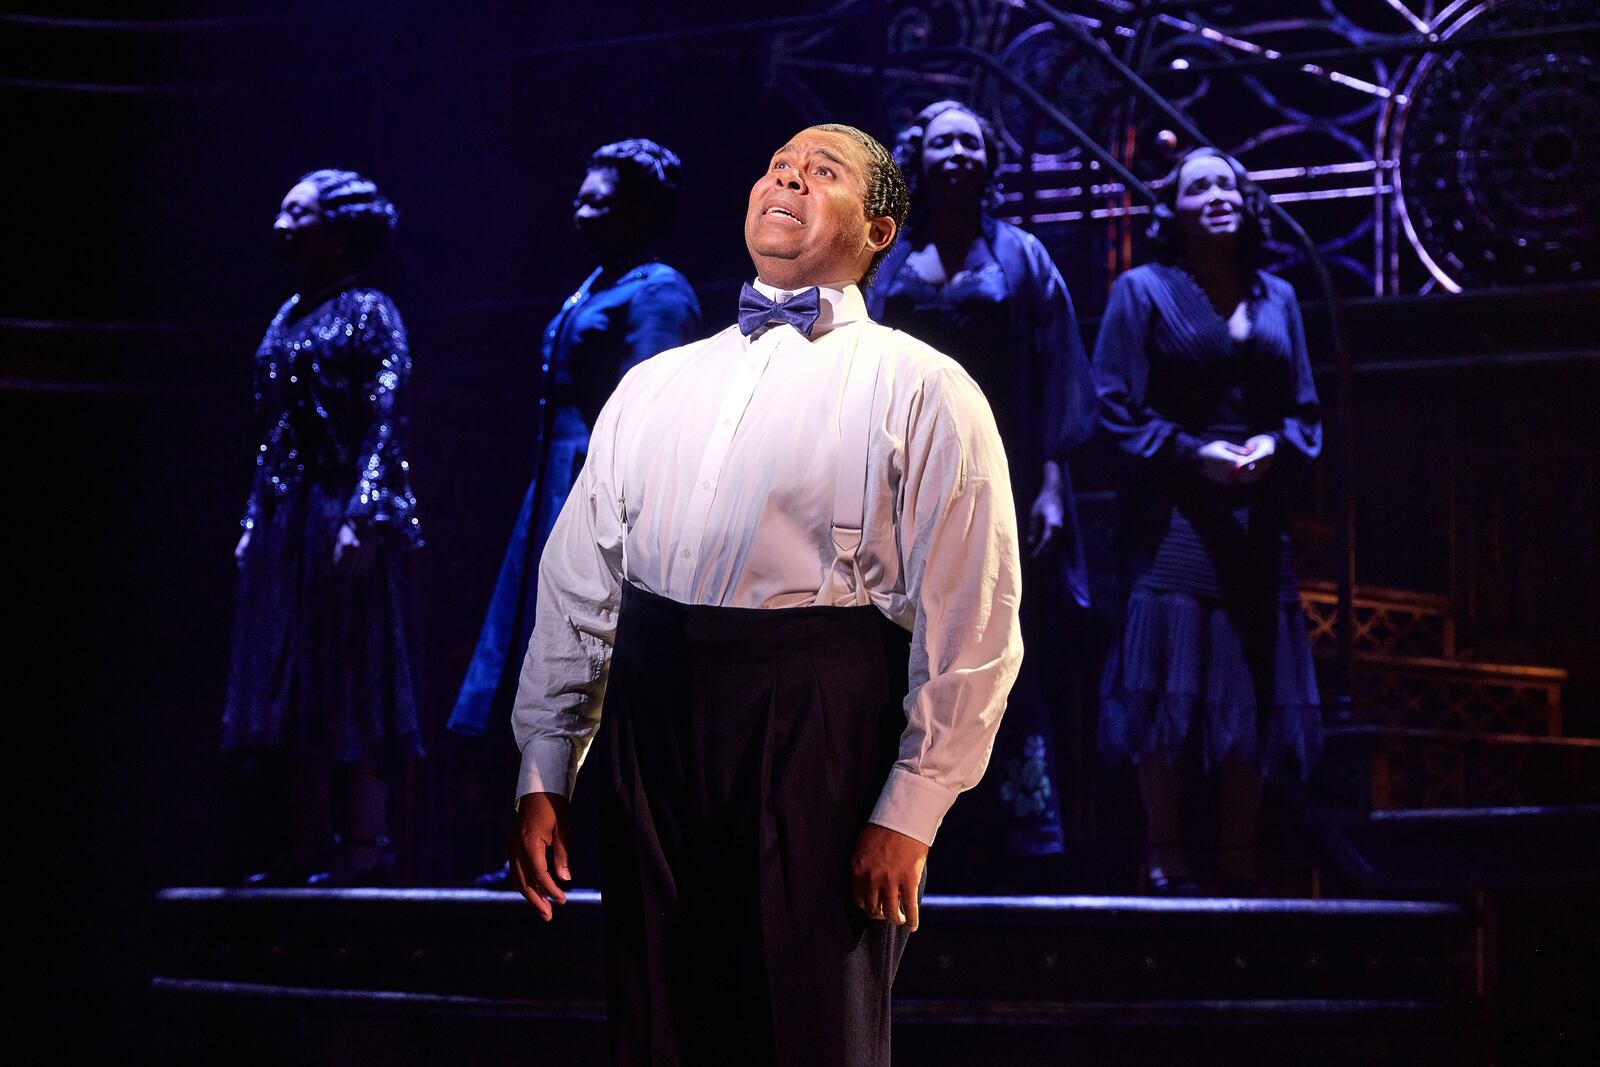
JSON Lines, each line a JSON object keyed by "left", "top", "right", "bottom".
{"left": 447, "top": 261, "right": 701, "bottom": 737}
{"left": 224, "top": 286, "right": 424, "bottom": 769}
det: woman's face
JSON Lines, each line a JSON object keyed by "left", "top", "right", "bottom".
{"left": 573, "top": 166, "right": 639, "bottom": 260}
{"left": 273, "top": 181, "right": 343, "bottom": 270}
{"left": 1174, "top": 154, "right": 1245, "bottom": 248}
{"left": 921, "top": 109, "right": 988, "bottom": 201}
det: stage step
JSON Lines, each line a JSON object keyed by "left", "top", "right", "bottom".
{"left": 1295, "top": 794, "right": 1600, "bottom": 892}
{"left": 150, "top": 888, "right": 1476, "bottom": 1066}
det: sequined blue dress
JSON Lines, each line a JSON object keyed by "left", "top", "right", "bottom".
{"left": 223, "top": 286, "right": 425, "bottom": 768}
{"left": 868, "top": 218, "right": 1097, "bottom": 871}
{"left": 1093, "top": 263, "right": 1323, "bottom": 777}
{"left": 446, "top": 261, "right": 701, "bottom": 737}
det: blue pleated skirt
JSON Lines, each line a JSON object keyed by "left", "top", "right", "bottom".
{"left": 1099, "top": 503, "right": 1322, "bottom": 778}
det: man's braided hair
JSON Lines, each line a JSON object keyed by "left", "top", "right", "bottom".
{"left": 808, "top": 123, "right": 910, "bottom": 286}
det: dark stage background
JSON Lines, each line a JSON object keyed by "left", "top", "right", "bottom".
{"left": 10, "top": 2, "right": 839, "bottom": 1053}
{"left": 6, "top": 1, "right": 1598, "bottom": 1059}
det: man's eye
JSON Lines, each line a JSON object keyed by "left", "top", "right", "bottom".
{"left": 773, "top": 160, "right": 790, "bottom": 170}
{"left": 817, "top": 166, "right": 834, "bottom": 178}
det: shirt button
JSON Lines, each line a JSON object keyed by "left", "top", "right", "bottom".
{"left": 681, "top": 549, "right": 692, "bottom": 560}
{"left": 700, "top": 481, "right": 711, "bottom": 491}
{"left": 721, "top": 419, "right": 731, "bottom": 427}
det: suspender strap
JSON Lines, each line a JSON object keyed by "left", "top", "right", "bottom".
{"left": 831, "top": 325, "right": 879, "bottom": 606}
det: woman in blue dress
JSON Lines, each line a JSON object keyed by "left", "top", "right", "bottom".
{"left": 1093, "top": 147, "right": 1323, "bottom": 894}
{"left": 867, "top": 101, "right": 1098, "bottom": 890}
{"left": 225, "top": 169, "right": 422, "bottom": 885}
{"left": 450, "top": 140, "right": 701, "bottom": 884}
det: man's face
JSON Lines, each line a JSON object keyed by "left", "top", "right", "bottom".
{"left": 744, "top": 127, "right": 894, "bottom": 289}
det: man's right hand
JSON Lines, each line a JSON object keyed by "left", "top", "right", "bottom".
{"left": 508, "top": 791, "right": 571, "bottom": 921}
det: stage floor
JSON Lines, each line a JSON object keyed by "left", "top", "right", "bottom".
{"left": 150, "top": 886, "right": 1478, "bottom": 1065}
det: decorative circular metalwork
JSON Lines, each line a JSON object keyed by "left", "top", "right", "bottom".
{"left": 766, "top": 0, "right": 1595, "bottom": 294}
{"left": 993, "top": 23, "right": 1120, "bottom": 160}
{"left": 1127, "top": 7, "right": 1390, "bottom": 292}
{"left": 1393, "top": 0, "right": 1600, "bottom": 290}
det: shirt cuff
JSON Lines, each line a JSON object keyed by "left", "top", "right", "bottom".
{"left": 515, "top": 737, "right": 575, "bottom": 807}
{"left": 869, "top": 766, "right": 959, "bottom": 848}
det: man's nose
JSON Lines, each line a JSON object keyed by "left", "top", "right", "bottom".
{"left": 774, "top": 171, "right": 804, "bottom": 191}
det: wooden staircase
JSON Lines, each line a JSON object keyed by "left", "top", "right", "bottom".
{"left": 1295, "top": 580, "right": 1600, "bottom": 889}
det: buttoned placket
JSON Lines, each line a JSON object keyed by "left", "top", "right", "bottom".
{"left": 661, "top": 324, "right": 795, "bottom": 601}
{"left": 538, "top": 271, "right": 599, "bottom": 413}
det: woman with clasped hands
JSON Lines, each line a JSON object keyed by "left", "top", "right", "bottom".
{"left": 1092, "top": 147, "right": 1324, "bottom": 896}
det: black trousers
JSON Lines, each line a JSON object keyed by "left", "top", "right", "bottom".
{"left": 600, "top": 582, "right": 915, "bottom": 1067}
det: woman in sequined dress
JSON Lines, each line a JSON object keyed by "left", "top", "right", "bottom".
{"left": 1093, "top": 148, "right": 1323, "bottom": 895}
{"left": 449, "top": 140, "right": 700, "bottom": 886}
{"left": 866, "top": 101, "right": 1098, "bottom": 890}
{"left": 224, "top": 169, "right": 423, "bottom": 885}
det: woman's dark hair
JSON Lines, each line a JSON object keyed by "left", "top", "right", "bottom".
{"left": 892, "top": 100, "right": 1006, "bottom": 229}
{"left": 297, "top": 169, "right": 398, "bottom": 270}
{"left": 808, "top": 123, "right": 909, "bottom": 286}
{"left": 1146, "top": 147, "right": 1272, "bottom": 271}
{"left": 587, "top": 138, "right": 684, "bottom": 242}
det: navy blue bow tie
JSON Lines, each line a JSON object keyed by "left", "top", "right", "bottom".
{"left": 738, "top": 283, "right": 822, "bottom": 338}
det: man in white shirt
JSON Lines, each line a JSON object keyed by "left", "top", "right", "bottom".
{"left": 508, "top": 122, "right": 1023, "bottom": 1066}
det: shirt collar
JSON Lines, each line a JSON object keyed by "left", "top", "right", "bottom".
{"left": 749, "top": 278, "right": 868, "bottom": 339}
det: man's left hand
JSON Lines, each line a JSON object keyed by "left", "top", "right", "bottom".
{"left": 850, "top": 824, "right": 929, "bottom": 932}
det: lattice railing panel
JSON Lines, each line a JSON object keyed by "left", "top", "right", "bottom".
{"left": 1300, "top": 584, "right": 1456, "bottom": 659}
{"left": 1343, "top": 660, "right": 1565, "bottom": 737}
{"left": 1368, "top": 737, "right": 1600, "bottom": 810}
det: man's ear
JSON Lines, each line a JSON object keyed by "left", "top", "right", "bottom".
{"left": 865, "top": 216, "right": 896, "bottom": 254}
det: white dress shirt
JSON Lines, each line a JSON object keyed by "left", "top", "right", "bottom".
{"left": 511, "top": 279, "right": 1023, "bottom": 846}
